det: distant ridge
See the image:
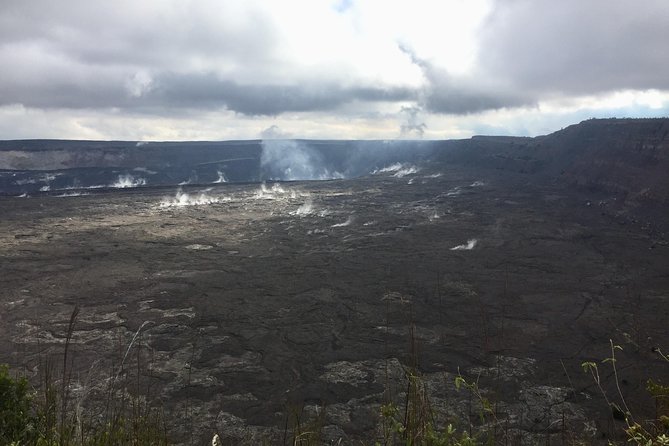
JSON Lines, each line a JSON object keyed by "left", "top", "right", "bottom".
{"left": 2, "top": 118, "right": 668, "bottom": 205}
{"left": 435, "top": 118, "right": 669, "bottom": 206}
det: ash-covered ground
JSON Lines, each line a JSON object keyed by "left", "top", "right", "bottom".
{"left": 1, "top": 157, "right": 668, "bottom": 444}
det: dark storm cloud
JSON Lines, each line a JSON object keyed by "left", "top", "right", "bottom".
{"left": 478, "top": 0, "right": 669, "bottom": 97}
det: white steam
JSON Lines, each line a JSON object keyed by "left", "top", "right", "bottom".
{"left": 372, "top": 163, "right": 420, "bottom": 178}
{"left": 444, "top": 181, "right": 485, "bottom": 197}
{"left": 260, "top": 124, "right": 290, "bottom": 139}
{"left": 373, "top": 163, "right": 402, "bottom": 174}
{"left": 159, "top": 188, "right": 225, "bottom": 207}
{"left": 20, "top": 173, "right": 58, "bottom": 187}
{"left": 185, "top": 244, "right": 213, "bottom": 250}
{"left": 446, "top": 186, "right": 462, "bottom": 196}
{"left": 399, "top": 105, "right": 426, "bottom": 139}
{"left": 291, "top": 198, "right": 314, "bottom": 216}
{"left": 450, "top": 239, "right": 477, "bottom": 251}
{"left": 133, "top": 167, "right": 157, "bottom": 174}
{"left": 331, "top": 216, "right": 353, "bottom": 227}
{"left": 254, "top": 183, "right": 287, "bottom": 199}
{"left": 214, "top": 171, "right": 228, "bottom": 184}
{"left": 395, "top": 166, "right": 419, "bottom": 178}
{"left": 15, "top": 178, "right": 37, "bottom": 185}
{"left": 111, "top": 174, "right": 146, "bottom": 188}
{"left": 55, "top": 192, "right": 90, "bottom": 197}
{"left": 260, "top": 140, "right": 345, "bottom": 181}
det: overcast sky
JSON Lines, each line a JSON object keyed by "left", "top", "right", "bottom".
{"left": 1, "top": 0, "right": 668, "bottom": 140}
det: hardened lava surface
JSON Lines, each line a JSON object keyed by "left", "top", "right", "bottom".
{"left": 1, "top": 165, "right": 668, "bottom": 444}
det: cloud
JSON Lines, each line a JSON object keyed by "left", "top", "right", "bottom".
{"left": 333, "top": 0, "right": 354, "bottom": 13}
{"left": 478, "top": 0, "right": 669, "bottom": 97}
{"left": 421, "top": 74, "right": 533, "bottom": 115}
{"left": 399, "top": 44, "right": 533, "bottom": 114}
{"left": 0, "top": 64, "right": 415, "bottom": 115}
{"left": 0, "top": 0, "right": 668, "bottom": 140}
{"left": 146, "top": 73, "right": 415, "bottom": 115}
{"left": 0, "top": 0, "right": 418, "bottom": 116}
{"left": 0, "top": 0, "right": 280, "bottom": 71}
{"left": 0, "top": 1, "right": 280, "bottom": 111}
{"left": 125, "top": 71, "right": 154, "bottom": 98}
{"left": 396, "top": 0, "right": 669, "bottom": 115}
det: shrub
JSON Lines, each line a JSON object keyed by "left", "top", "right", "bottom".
{"left": 0, "top": 364, "right": 38, "bottom": 445}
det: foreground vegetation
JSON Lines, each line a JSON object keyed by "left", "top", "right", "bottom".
{"left": 1, "top": 308, "right": 667, "bottom": 445}
{"left": 0, "top": 307, "right": 168, "bottom": 446}
{"left": 0, "top": 361, "right": 167, "bottom": 445}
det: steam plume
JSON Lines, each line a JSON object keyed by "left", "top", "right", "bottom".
{"left": 159, "top": 188, "right": 224, "bottom": 207}
{"left": 399, "top": 106, "right": 426, "bottom": 138}
{"left": 111, "top": 174, "right": 146, "bottom": 188}
{"left": 450, "top": 239, "right": 477, "bottom": 250}
{"left": 260, "top": 140, "right": 345, "bottom": 181}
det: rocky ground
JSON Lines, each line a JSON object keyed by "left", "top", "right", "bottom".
{"left": 1, "top": 163, "right": 668, "bottom": 444}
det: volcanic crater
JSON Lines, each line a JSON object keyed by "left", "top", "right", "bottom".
{"left": 1, "top": 118, "right": 668, "bottom": 444}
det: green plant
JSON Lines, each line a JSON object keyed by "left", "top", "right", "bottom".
{"left": 282, "top": 402, "right": 327, "bottom": 445}
{"left": 0, "top": 306, "right": 169, "bottom": 445}
{"left": 0, "top": 364, "right": 38, "bottom": 445}
{"left": 378, "top": 397, "right": 479, "bottom": 446}
{"left": 376, "top": 323, "right": 481, "bottom": 446}
{"left": 453, "top": 374, "right": 495, "bottom": 426}
{"left": 647, "top": 379, "right": 669, "bottom": 430}
{"left": 582, "top": 339, "right": 669, "bottom": 445}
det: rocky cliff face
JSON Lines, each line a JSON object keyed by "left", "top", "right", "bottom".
{"left": 435, "top": 118, "right": 669, "bottom": 208}
{"left": 0, "top": 139, "right": 437, "bottom": 194}
{"left": 543, "top": 119, "right": 669, "bottom": 205}
{"left": 1, "top": 119, "right": 668, "bottom": 204}
{"left": 0, "top": 140, "right": 263, "bottom": 171}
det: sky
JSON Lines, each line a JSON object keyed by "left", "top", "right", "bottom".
{"left": 1, "top": 0, "right": 668, "bottom": 141}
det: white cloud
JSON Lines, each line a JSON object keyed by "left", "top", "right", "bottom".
{"left": 125, "top": 71, "right": 153, "bottom": 98}
{"left": 0, "top": 0, "right": 667, "bottom": 140}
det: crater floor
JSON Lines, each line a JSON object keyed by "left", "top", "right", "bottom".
{"left": 1, "top": 165, "right": 667, "bottom": 444}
